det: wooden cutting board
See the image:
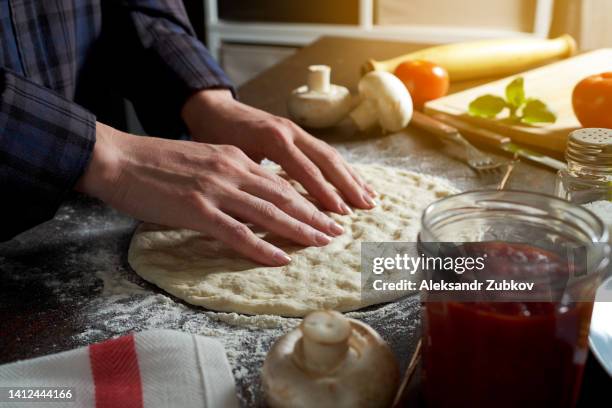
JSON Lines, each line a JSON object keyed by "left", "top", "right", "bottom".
{"left": 424, "top": 49, "right": 612, "bottom": 153}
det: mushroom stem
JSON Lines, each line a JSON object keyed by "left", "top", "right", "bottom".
{"left": 350, "top": 99, "right": 378, "bottom": 131}
{"left": 300, "top": 311, "right": 351, "bottom": 374}
{"left": 307, "top": 65, "right": 331, "bottom": 93}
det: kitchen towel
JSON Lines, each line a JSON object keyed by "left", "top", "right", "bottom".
{"left": 0, "top": 329, "right": 239, "bottom": 408}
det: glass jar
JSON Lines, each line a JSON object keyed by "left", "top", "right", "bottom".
{"left": 555, "top": 128, "right": 612, "bottom": 204}
{"left": 418, "top": 190, "right": 610, "bottom": 408}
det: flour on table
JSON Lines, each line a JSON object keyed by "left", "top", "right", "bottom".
{"left": 80, "top": 265, "right": 421, "bottom": 408}
{"left": 127, "top": 164, "right": 458, "bottom": 317}
{"left": 96, "top": 270, "right": 148, "bottom": 296}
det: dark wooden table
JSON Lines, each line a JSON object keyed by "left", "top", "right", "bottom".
{"left": 0, "top": 36, "right": 609, "bottom": 407}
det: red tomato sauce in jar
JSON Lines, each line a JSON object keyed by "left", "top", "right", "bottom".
{"left": 421, "top": 242, "right": 594, "bottom": 408}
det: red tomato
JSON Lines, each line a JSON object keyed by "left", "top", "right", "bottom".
{"left": 393, "top": 60, "right": 450, "bottom": 109}
{"left": 572, "top": 72, "right": 612, "bottom": 129}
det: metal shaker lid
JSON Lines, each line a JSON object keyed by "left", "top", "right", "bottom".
{"left": 566, "top": 128, "right": 612, "bottom": 170}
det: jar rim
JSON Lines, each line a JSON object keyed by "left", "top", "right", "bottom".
{"left": 421, "top": 189, "right": 609, "bottom": 245}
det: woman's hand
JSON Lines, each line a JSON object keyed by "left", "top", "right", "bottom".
{"left": 181, "top": 89, "right": 377, "bottom": 215}
{"left": 76, "top": 123, "right": 344, "bottom": 266}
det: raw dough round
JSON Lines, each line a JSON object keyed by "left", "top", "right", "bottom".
{"left": 127, "top": 164, "right": 457, "bottom": 316}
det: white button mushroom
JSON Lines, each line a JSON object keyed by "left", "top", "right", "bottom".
{"left": 262, "top": 310, "right": 400, "bottom": 408}
{"left": 287, "top": 65, "right": 352, "bottom": 129}
{"left": 350, "top": 71, "right": 413, "bottom": 133}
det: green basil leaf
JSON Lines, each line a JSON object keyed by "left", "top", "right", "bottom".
{"left": 505, "top": 77, "right": 525, "bottom": 109}
{"left": 468, "top": 95, "right": 507, "bottom": 118}
{"left": 520, "top": 98, "right": 556, "bottom": 124}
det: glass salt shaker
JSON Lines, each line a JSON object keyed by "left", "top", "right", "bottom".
{"left": 555, "top": 128, "right": 612, "bottom": 204}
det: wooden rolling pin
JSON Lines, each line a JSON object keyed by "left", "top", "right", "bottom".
{"left": 362, "top": 34, "right": 577, "bottom": 81}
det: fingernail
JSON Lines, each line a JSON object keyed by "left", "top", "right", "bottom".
{"left": 368, "top": 187, "right": 378, "bottom": 197}
{"left": 339, "top": 202, "right": 353, "bottom": 215}
{"left": 329, "top": 221, "right": 344, "bottom": 236}
{"left": 315, "top": 232, "right": 332, "bottom": 246}
{"left": 363, "top": 193, "right": 376, "bottom": 208}
{"left": 273, "top": 250, "right": 291, "bottom": 265}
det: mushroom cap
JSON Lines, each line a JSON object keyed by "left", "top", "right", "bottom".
{"left": 262, "top": 314, "right": 400, "bottom": 408}
{"left": 358, "top": 71, "right": 413, "bottom": 132}
{"left": 288, "top": 84, "right": 352, "bottom": 128}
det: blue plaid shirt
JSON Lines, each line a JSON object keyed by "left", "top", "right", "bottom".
{"left": 0, "top": 0, "right": 234, "bottom": 240}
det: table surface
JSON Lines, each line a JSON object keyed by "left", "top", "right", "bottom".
{"left": 1, "top": 36, "right": 609, "bottom": 407}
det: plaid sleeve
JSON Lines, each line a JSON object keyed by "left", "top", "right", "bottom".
{"left": 115, "top": 0, "right": 235, "bottom": 136}
{"left": 0, "top": 69, "right": 96, "bottom": 240}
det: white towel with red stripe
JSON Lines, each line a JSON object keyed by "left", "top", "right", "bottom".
{"left": 0, "top": 330, "right": 239, "bottom": 408}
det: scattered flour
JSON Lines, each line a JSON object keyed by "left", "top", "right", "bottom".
{"left": 73, "top": 263, "right": 419, "bottom": 407}
{"left": 95, "top": 269, "right": 148, "bottom": 296}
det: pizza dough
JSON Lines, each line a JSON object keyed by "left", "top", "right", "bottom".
{"left": 127, "top": 164, "right": 457, "bottom": 316}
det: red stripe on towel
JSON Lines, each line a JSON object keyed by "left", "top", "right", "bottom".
{"left": 89, "top": 334, "right": 143, "bottom": 408}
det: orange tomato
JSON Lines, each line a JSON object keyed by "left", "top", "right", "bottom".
{"left": 393, "top": 60, "right": 449, "bottom": 110}
{"left": 572, "top": 72, "right": 612, "bottom": 129}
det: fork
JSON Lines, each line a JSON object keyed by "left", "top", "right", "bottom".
{"left": 410, "top": 111, "right": 506, "bottom": 174}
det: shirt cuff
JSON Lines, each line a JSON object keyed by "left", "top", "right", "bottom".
{"left": 0, "top": 69, "right": 96, "bottom": 240}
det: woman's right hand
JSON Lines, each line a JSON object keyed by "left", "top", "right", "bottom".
{"left": 76, "top": 123, "right": 344, "bottom": 266}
